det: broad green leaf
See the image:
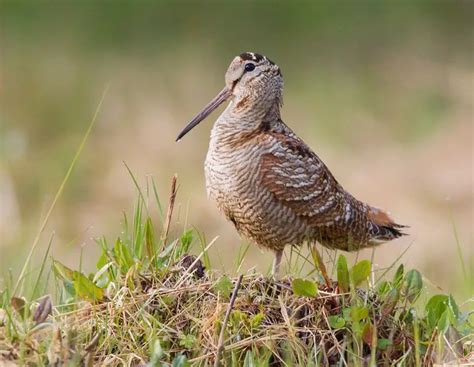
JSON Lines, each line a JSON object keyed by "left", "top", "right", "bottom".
{"left": 53, "top": 261, "right": 76, "bottom": 299}
{"left": 336, "top": 255, "right": 350, "bottom": 292}
{"left": 53, "top": 260, "right": 104, "bottom": 302}
{"left": 214, "top": 275, "right": 233, "bottom": 299}
{"left": 342, "top": 307, "right": 351, "bottom": 321}
{"left": 425, "top": 294, "right": 449, "bottom": 330}
{"left": 437, "top": 309, "right": 450, "bottom": 333}
{"left": 328, "top": 315, "right": 345, "bottom": 329}
{"left": 351, "top": 260, "right": 371, "bottom": 287}
{"left": 96, "top": 250, "right": 109, "bottom": 270}
{"left": 73, "top": 271, "right": 104, "bottom": 302}
{"left": 350, "top": 306, "right": 369, "bottom": 323}
{"left": 403, "top": 269, "right": 423, "bottom": 303}
{"left": 53, "top": 260, "right": 75, "bottom": 282}
{"left": 292, "top": 278, "right": 318, "bottom": 297}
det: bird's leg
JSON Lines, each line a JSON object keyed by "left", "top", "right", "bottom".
{"left": 310, "top": 244, "right": 332, "bottom": 288}
{"left": 272, "top": 249, "right": 283, "bottom": 276}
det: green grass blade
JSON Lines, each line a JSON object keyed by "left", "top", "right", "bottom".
{"left": 13, "top": 85, "right": 109, "bottom": 295}
{"left": 30, "top": 232, "right": 54, "bottom": 300}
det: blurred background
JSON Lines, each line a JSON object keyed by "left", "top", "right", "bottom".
{"left": 1, "top": 1, "right": 472, "bottom": 298}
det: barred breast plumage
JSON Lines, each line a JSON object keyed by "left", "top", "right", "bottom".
{"left": 177, "top": 52, "right": 406, "bottom": 276}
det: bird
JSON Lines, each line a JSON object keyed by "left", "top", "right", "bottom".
{"left": 176, "top": 52, "right": 406, "bottom": 282}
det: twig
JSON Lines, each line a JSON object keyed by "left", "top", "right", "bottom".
{"left": 214, "top": 274, "right": 243, "bottom": 367}
{"left": 160, "top": 174, "right": 178, "bottom": 250}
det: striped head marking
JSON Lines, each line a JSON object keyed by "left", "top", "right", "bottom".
{"left": 176, "top": 52, "right": 283, "bottom": 141}
{"left": 225, "top": 52, "right": 282, "bottom": 92}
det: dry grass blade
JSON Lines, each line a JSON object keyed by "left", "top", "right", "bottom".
{"left": 160, "top": 174, "right": 178, "bottom": 250}
{"left": 3, "top": 173, "right": 471, "bottom": 366}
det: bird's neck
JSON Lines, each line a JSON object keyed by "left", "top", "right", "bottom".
{"left": 213, "top": 91, "right": 282, "bottom": 140}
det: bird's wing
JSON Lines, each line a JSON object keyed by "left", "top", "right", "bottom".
{"left": 259, "top": 126, "right": 348, "bottom": 223}
{"left": 259, "top": 124, "right": 407, "bottom": 244}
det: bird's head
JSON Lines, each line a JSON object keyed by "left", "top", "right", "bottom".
{"left": 176, "top": 52, "right": 283, "bottom": 141}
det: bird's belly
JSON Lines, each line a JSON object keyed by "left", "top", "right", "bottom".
{"left": 204, "top": 146, "right": 310, "bottom": 250}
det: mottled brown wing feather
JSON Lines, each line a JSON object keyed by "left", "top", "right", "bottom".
{"left": 260, "top": 127, "right": 348, "bottom": 226}
{"left": 259, "top": 124, "right": 406, "bottom": 248}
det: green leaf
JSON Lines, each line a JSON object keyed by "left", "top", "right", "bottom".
{"left": 214, "top": 275, "right": 233, "bottom": 299}
{"left": 292, "top": 278, "right": 318, "bottom": 297}
{"left": 351, "top": 260, "right": 371, "bottom": 287}
{"left": 328, "top": 315, "right": 345, "bottom": 329}
{"left": 53, "top": 260, "right": 77, "bottom": 299}
{"left": 336, "top": 255, "right": 350, "bottom": 292}
{"left": 403, "top": 269, "right": 423, "bottom": 303}
{"left": 179, "top": 334, "right": 196, "bottom": 349}
{"left": 180, "top": 229, "right": 193, "bottom": 254}
{"left": 350, "top": 306, "right": 369, "bottom": 323}
{"left": 437, "top": 309, "right": 450, "bottom": 333}
{"left": 393, "top": 264, "right": 404, "bottom": 288}
{"left": 382, "top": 288, "right": 399, "bottom": 317}
{"left": 145, "top": 217, "right": 156, "bottom": 260}
{"left": 172, "top": 354, "right": 190, "bottom": 367}
{"left": 231, "top": 310, "right": 248, "bottom": 325}
{"left": 53, "top": 260, "right": 104, "bottom": 302}
{"left": 148, "top": 339, "right": 163, "bottom": 367}
{"left": 53, "top": 260, "right": 75, "bottom": 282}
{"left": 243, "top": 350, "right": 256, "bottom": 367}
{"left": 113, "top": 238, "right": 134, "bottom": 273}
{"left": 377, "top": 280, "right": 390, "bottom": 295}
{"left": 377, "top": 338, "right": 392, "bottom": 350}
{"left": 250, "top": 313, "right": 265, "bottom": 330}
{"left": 96, "top": 250, "right": 109, "bottom": 270}
{"left": 93, "top": 262, "right": 112, "bottom": 288}
{"left": 447, "top": 295, "right": 460, "bottom": 319}
{"left": 426, "top": 294, "right": 449, "bottom": 330}
{"left": 72, "top": 271, "right": 104, "bottom": 302}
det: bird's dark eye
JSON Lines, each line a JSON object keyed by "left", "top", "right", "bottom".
{"left": 244, "top": 63, "right": 256, "bottom": 72}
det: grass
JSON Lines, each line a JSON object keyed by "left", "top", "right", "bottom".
{"left": 0, "top": 92, "right": 473, "bottom": 366}
{"left": 0, "top": 173, "right": 473, "bottom": 366}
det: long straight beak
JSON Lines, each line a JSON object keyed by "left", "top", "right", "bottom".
{"left": 176, "top": 86, "right": 232, "bottom": 141}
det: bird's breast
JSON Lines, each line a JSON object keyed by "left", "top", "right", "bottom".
{"left": 204, "top": 135, "right": 262, "bottom": 203}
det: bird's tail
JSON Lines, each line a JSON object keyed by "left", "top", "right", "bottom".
{"left": 367, "top": 206, "right": 408, "bottom": 242}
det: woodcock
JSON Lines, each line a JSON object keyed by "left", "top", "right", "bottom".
{"left": 177, "top": 52, "right": 406, "bottom": 277}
